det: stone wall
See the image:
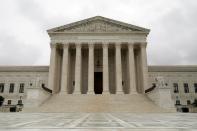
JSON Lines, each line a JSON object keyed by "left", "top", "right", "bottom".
{"left": 0, "top": 65, "right": 197, "bottom": 112}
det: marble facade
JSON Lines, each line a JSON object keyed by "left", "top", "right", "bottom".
{"left": 0, "top": 16, "right": 197, "bottom": 113}
{"left": 47, "top": 16, "right": 150, "bottom": 94}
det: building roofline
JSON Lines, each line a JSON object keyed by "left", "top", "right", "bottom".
{"left": 1, "top": 65, "right": 197, "bottom": 72}
{"left": 0, "top": 66, "right": 49, "bottom": 72}
{"left": 47, "top": 16, "right": 150, "bottom": 33}
{"left": 148, "top": 65, "right": 197, "bottom": 72}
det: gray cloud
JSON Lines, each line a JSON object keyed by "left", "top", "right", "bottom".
{"left": 147, "top": 1, "right": 197, "bottom": 65}
{"left": 0, "top": 0, "right": 197, "bottom": 65}
{"left": 0, "top": 33, "right": 41, "bottom": 65}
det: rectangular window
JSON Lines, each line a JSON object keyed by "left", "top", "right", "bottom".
{"left": 18, "top": 100, "right": 22, "bottom": 104}
{"left": 184, "top": 83, "right": 189, "bottom": 93}
{"left": 173, "top": 83, "right": 179, "bottom": 93}
{"left": 7, "top": 100, "right": 11, "bottom": 105}
{"left": 176, "top": 100, "right": 180, "bottom": 105}
{"left": 194, "top": 83, "right": 197, "bottom": 93}
{"left": 41, "top": 83, "right": 45, "bottom": 87}
{"left": 9, "top": 83, "right": 14, "bottom": 93}
{"left": 187, "top": 100, "right": 191, "bottom": 105}
{"left": 0, "top": 83, "right": 4, "bottom": 93}
{"left": 19, "top": 83, "right": 24, "bottom": 93}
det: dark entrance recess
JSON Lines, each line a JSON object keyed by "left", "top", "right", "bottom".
{"left": 94, "top": 72, "right": 103, "bottom": 94}
{"left": 10, "top": 107, "right": 16, "bottom": 112}
{"left": 182, "top": 107, "right": 189, "bottom": 113}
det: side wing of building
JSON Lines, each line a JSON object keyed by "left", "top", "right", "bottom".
{"left": 0, "top": 66, "right": 48, "bottom": 110}
{"left": 148, "top": 66, "right": 197, "bottom": 112}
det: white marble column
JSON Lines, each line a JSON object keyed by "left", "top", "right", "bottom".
{"left": 48, "top": 44, "right": 57, "bottom": 93}
{"left": 128, "top": 44, "right": 137, "bottom": 93}
{"left": 103, "top": 43, "right": 109, "bottom": 94}
{"left": 61, "top": 44, "right": 69, "bottom": 93}
{"left": 74, "top": 43, "right": 82, "bottom": 94}
{"left": 140, "top": 43, "right": 148, "bottom": 93}
{"left": 115, "top": 43, "right": 123, "bottom": 94}
{"left": 88, "top": 44, "right": 94, "bottom": 94}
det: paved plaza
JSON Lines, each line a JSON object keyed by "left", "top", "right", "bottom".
{"left": 0, "top": 113, "right": 197, "bottom": 130}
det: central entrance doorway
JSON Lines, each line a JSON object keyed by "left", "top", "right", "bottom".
{"left": 94, "top": 72, "right": 103, "bottom": 94}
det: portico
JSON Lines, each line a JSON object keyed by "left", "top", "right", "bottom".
{"left": 47, "top": 16, "right": 150, "bottom": 94}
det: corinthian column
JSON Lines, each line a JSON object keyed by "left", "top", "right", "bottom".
{"left": 48, "top": 44, "right": 57, "bottom": 94}
{"left": 74, "top": 43, "right": 82, "bottom": 94}
{"left": 140, "top": 43, "right": 148, "bottom": 93}
{"left": 103, "top": 43, "right": 109, "bottom": 94}
{"left": 88, "top": 43, "right": 94, "bottom": 94}
{"left": 115, "top": 43, "right": 123, "bottom": 94}
{"left": 128, "top": 44, "right": 137, "bottom": 93}
{"left": 61, "top": 44, "right": 69, "bottom": 93}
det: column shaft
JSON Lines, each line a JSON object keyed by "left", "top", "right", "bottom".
{"left": 61, "top": 44, "right": 69, "bottom": 93}
{"left": 103, "top": 43, "right": 109, "bottom": 94}
{"left": 140, "top": 44, "right": 148, "bottom": 93}
{"left": 128, "top": 44, "right": 137, "bottom": 93}
{"left": 115, "top": 43, "right": 123, "bottom": 94}
{"left": 74, "top": 44, "right": 82, "bottom": 94}
{"left": 48, "top": 44, "right": 57, "bottom": 93}
{"left": 88, "top": 44, "right": 94, "bottom": 94}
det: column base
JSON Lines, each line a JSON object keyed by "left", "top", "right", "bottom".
{"left": 102, "top": 91, "right": 110, "bottom": 94}
{"left": 73, "top": 92, "right": 81, "bottom": 94}
{"left": 59, "top": 91, "right": 68, "bottom": 95}
{"left": 87, "top": 91, "right": 95, "bottom": 94}
{"left": 129, "top": 91, "right": 138, "bottom": 94}
{"left": 116, "top": 91, "right": 124, "bottom": 94}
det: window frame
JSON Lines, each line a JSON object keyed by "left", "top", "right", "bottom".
{"left": 19, "top": 83, "right": 24, "bottom": 93}
{"left": 194, "top": 83, "right": 197, "bottom": 93}
{"left": 184, "top": 83, "right": 189, "bottom": 93}
{"left": 176, "top": 100, "right": 180, "bottom": 105}
{"left": 9, "top": 83, "right": 14, "bottom": 93}
{"left": 187, "top": 100, "right": 191, "bottom": 105}
{"left": 7, "top": 100, "right": 11, "bottom": 105}
{"left": 18, "top": 100, "right": 22, "bottom": 104}
{"left": 173, "top": 83, "right": 179, "bottom": 93}
{"left": 0, "top": 83, "right": 4, "bottom": 93}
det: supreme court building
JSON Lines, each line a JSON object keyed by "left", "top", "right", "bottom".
{"left": 47, "top": 16, "right": 149, "bottom": 95}
{"left": 1, "top": 16, "right": 197, "bottom": 113}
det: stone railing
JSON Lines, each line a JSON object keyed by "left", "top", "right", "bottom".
{"left": 41, "top": 85, "right": 52, "bottom": 94}
{"left": 145, "top": 84, "right": 156, "bottom": 93}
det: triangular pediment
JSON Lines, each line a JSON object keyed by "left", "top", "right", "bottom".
{"left": 47, "top": 16, "right": 150, "bottom": 33}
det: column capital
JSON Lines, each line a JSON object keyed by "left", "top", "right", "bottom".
{"left": 103, "top": 43, "right": 109, "bottom": 48}
{"left": 115, "top": 43, "right": 122, "bottom": 48}
{"left": 63, "top": 44, "right": 69, "bottom": 48}
{"left": 50, "top": 43, "right": 56, "bottom": 48}
{"left": 128, "top": 43, "right": 134, "bottom": 48}
{"left": 88, "top": 43, "right": 94, "bottom": 48}
{"left": 140, "top": 42, "right": 147, "bottom": 48}
{"left": 75, "top": 43, "right": 81, "bottom": 48}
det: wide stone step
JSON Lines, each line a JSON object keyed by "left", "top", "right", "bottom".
{"left": 23, "top": 94, "right": 173, "bottom": 113}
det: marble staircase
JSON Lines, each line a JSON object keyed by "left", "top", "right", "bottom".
{"left": 23, "top": 94, "right": 174, "bottom": 112}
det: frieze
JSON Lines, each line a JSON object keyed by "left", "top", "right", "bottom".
{"left": 56, "top": 20, "right": 140, "bottom": 32}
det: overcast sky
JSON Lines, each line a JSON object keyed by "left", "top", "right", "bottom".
{"left": 0, "top": 0, "right": 197, "bottom": 66}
